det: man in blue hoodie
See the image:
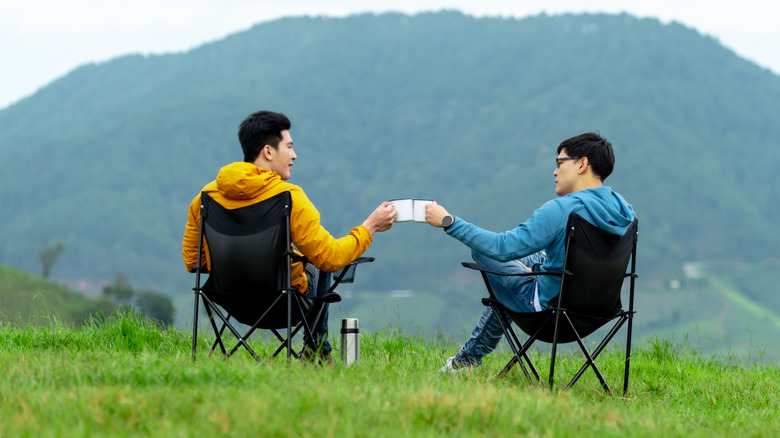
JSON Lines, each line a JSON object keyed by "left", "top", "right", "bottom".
{"left": 425, "top": 132, "right": 636, "bottom": 372}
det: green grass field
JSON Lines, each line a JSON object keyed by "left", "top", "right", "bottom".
{"left": 1, "top": 310, "right": 778, "bottom": 437}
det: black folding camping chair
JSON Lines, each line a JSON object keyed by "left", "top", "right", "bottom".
{"left": 461, "top": 213, "right": 638, "bottom": 395}
{"left": 190, "top": 191, "right": 373, "bottom": 362}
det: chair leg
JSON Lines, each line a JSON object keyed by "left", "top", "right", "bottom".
{"left": 200, "top": 297, "right": 262, "bottom": 362}
{"left": 564, "top": 314, "right": 631, "bottom": 395}
{"left": 491, "top": 306, "right": 536, "bottom": 385}
{"left": 518, "top": 336, "right": 541, "bottom": 381}
{"left": 192, "top": 292, "right": 200, "bottom": 361}
{"left": 287, "top": 290, "right": 292, "bottom": 361}
{"left": 497, "top": 355, "right": 519, "bottom": 379}
{"left": 270, "top": 326, "right": 303, "bottom": 359}
{"left": 210, "top": 320, "right": 229, "bottom": 355}
{"left": 569, "top": 334, "right": 612, "bottom": 395}
{"left": 271, "top": 297, "right": 318, "bottom": 361}
{"left": 272, "top": 296, "right": 331, "bottom": 361}
{"left": 220, "top": 315, "right": 262, "bottom": 360}
{"left": 623, "top": 313, "right": 634, "bottom": 396}
{"left": 201, "top": 303, "right": 227, "bottom": 356}
{"left": 212, "top": 293, "right": 311, "bottom": 363}
{"left": 297, "top": 296, "right": 326, "bottom": 351}
{"left": 224, "top": 334, "right": 262, "bottom": 361}
{"left": 549, "top": 309, "right": 564, "bottom": 390}
{"left": 496, "top": 335, "right": 540, "bottom": 383}
{"left": 496, "top": 342, "right": 535, "bottom": 384}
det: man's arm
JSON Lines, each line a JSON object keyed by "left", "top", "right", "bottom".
{"left": 425, "top": 200, "right": 560, "bottom": 262}
{"left": 290, "top": 189, "right": 395, "bottom": 272}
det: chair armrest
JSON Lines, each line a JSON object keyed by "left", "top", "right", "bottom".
{"left": 308, "top": 291, "right": 342, "bottom": 304}
{"left": 351, "top": 256, "right": 375, "bottom": 265}
{"left": 461, "top": 262, "right": 569, "bottom": 277}
{"left": 329, "top": 257, "right": 376, "bottom": 291}
{"left": 481, "top": 297, "right": 500, "bottom": 307}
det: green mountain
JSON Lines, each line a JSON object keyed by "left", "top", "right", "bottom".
{"left": 1, "top": 11, "right": 780, "bottom": 343}
{"left": 0, "top": 264, "right": 103, "bottom": 326}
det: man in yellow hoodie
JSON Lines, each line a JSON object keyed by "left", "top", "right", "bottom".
{"left": 183, "top": 110, "right": 396, "bottom": 362}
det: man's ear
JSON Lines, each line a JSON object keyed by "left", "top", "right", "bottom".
{"left": 262, "top": 144, "right": 274, "bottom": 160}
{"left": 578, "top": 156, "right": 590, "bottom": 174}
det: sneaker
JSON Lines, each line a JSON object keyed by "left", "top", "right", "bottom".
{"left": 439, "top": 356, "right": 472, "bottom": 374}
{"left": 299, "top": 345, "right": 335, "bottom": 366}
{"left": 318, "top": 351, "right": 335, "bottom": 367}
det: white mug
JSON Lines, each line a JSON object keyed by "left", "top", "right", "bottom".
{"left": 413, "top": 199, "right": 434, "bottom": 222}
{"left": 390, "top": 198, "right": 414, "bottom": 222}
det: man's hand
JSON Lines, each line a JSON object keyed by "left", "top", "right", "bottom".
{"left": 362, "top": 201, "right": 396, "bottom": 234}
{"left": 425, "top": 201, "right": 451, "bottom": 228}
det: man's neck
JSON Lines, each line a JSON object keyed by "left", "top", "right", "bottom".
{"left": 573, "top": 176, "right": 603, "bottom": 193}
{"left": 251, "top": 158, "right": 269, "bottom": 171}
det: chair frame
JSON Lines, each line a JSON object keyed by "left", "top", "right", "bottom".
{"left": 462, "top": 214, "right": 638, "bottom": 395}
{"left": 190, "top": 191, "right": 373, "bottom": 362}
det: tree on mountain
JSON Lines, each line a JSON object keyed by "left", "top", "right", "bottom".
{"left": 135, "top": 290, "right": 175, "bottom": 326}
{"left": 37, "top": 240, "right": 65, "bottom": 279}
{"left": 100, "top": 272, "right": 135, "bottom": 305}
{"left": 100, "top": 272, "right": 175, "bottom": 325}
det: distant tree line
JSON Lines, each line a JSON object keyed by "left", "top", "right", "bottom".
{"left": 99, "top": 272, "right": 175, "bottom": 326}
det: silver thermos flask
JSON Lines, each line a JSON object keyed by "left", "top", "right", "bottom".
{"left": 340, "top": 318, "right": 360, "bottom": 365}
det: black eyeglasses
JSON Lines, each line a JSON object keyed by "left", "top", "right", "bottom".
{"left": 555, "top": 156, "right": 580, "bottom": 169}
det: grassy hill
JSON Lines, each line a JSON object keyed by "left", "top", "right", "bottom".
{"left": 1, "top": 311, "right": 778, "bottom": 437}
{"left": 0, "top": 264, "right": 108, "bottom": 326}
{"left": 0, "top": 264, "right": 175, "bottom": 328}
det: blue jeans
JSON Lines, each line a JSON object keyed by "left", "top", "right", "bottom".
{"left": 304, "top": 265, "right": 333, "bottom": 353}
{"left": 453, "top": 250, "right": 546, "bottom": 367}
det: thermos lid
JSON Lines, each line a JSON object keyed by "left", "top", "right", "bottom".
{"left": 341, "top": 318, "right": 359, "bottom": 331}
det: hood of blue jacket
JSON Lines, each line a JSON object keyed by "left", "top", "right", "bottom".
{"left": 567, "top": 186, "right": 636, "bottom": 234}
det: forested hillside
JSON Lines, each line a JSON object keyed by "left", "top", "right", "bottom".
{"left": 1, "top": 11, "right": 780, "bottom": 335}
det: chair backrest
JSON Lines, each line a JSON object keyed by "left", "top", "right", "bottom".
{"left": 199, "top": 191, "right": 294, "bottom": 323}
{"left": 554, "top": 213, "right": 638, "bottom": 317}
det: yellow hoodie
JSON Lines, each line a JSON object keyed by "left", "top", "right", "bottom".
{"left": 183, "top": 162, "right": 373, "bottom": 293}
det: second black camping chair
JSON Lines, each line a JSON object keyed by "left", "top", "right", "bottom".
{"left": 190, "top": 191, "right": 373, "bottom": 362}
{"left": 461, "top": 213, "right": 638, "bottom": 395}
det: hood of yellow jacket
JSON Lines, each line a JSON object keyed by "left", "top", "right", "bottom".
{"left": 215, "top": 162, "right": 284, "bottom": 200}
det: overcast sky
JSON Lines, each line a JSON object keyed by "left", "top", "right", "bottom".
{"left": 1, "top": 0, "right": 779, "bottom": 109}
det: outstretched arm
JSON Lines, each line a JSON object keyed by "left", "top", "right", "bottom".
{"left": 291, "top": 191, "right": 395, "bottom": 273}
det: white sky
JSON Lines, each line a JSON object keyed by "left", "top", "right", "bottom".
{"left": 1, "top": 0, "right": 779, "bottom": 110}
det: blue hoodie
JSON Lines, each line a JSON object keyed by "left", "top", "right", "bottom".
{"left": 446, "top": 186, "right": 636, "bottom": 310}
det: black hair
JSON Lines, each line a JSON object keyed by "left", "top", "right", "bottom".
{"left": 237, "top": 111, "right": 292, "bottom": 162}
{"left": 556, "top": 132, "right": 615, "bottom": 181}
